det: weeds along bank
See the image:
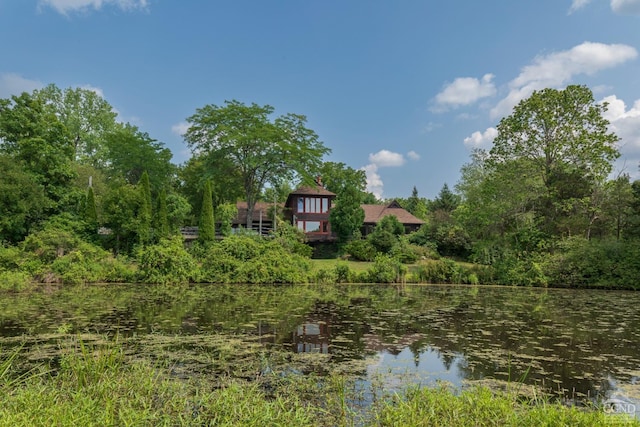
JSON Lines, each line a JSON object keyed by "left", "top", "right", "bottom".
{"left": 2, "top": 225, "right": 640, "bottom": 289}
{"left": 1, "top": 338, "right": 636, "bottom": 427}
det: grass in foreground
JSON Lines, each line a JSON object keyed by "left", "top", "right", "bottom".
{"left": 1, "top": 339, "right": 638, "bottom": 426}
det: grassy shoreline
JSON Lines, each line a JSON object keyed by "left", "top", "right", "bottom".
{"left": 1, "top": 338, "right": 637, "bottom": 426}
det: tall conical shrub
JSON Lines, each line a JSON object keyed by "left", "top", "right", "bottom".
{"left": 157, "top": 188, "right": 170, "bottom": 239}
{"left": 138, "top": 171, "right": 152, "bottom": 244}
{"left": 199, "top": 180, "right": 215, "bottom": 243}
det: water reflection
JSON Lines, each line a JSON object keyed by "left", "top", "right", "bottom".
{"left": 1, "top": 283, "right": 639, "bottom": 409}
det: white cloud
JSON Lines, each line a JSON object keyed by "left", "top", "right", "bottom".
{"left": 368, "top": 149, "right": 405, "bottom": 167}
{"left": 0, "top": 73, "right": 43, "bottom": 98}
{"left": 463, "top": 127, "right": 498, "bottom": 149}
{"left": 601, "top": 95, "right": 640, "bottom": 153}
{"left": 611, "top": 0, "right": 640, "bottom": 14}
{"left": 569, "top": 0, "right": 593, "bottom": 13}
{"left": 433, "top": 73, "right": 496, "bottom": 111}
{"left": 407, "top": 150, "right": 420, "bottom": 161}
{"left": 79, "top": 84, "right": 105, "bottom": 98}
{"left": 38, "top": 0, "right": 149, "bottom": 15}
{"left": 571, "top": 0, "right": 640, "bottom": 14}
{"left": 171, "top": 122, "right": 189, "bottom": 137}
{"left": 363, "top": 163, "right": 384, "bottom": 200}
{"left": 362, "top": 149, "right": 408, "bottom": 199}
{"left": 491, "top": 42, "right": 637, "bottom": 119}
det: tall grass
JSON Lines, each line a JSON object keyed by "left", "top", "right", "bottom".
{"left": 0, "top": 339, "right": 638, "bottom": 426}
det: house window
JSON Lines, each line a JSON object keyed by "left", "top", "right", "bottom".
{"left": 297, "top": 220, "right": 327, "bottom": 233}
{"left": 297, "top": 197, "right": 329, "bottom": 213}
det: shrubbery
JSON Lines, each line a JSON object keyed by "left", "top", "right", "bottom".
{"left": 137, "top": 236, "right": 199, "bottom": 284}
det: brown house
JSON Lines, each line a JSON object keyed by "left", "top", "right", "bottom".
{"left": 361, "top": 200, "right": 426, "bottom": 235}
{"left": 226, "top": 189, "right": 424, "bottom": 242}
{"left": 284, "top": 183, "right": 337, "bottom": 242}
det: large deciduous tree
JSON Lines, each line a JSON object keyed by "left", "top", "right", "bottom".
{"left": 34, "top": 84, "right": 118, "bottom": 164}
{"left": 0, "top": 91, "right": 76, "bottom": 213}
{"left": 488, "top": 85, "right": 620, "bottom": 238}
{"left": 184, "top": 100, "right": 330, "bottom": 229}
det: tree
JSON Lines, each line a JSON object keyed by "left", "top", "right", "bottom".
{"left": 34, "top": 84, "right": 118, "bottom": 164}
{"left": 403, "top": 186, "right": 428, "bottom": 220}
{"left": 184, "top": 100, "right": 330, "bottom": 229}
{"left": 489, "top": 85, "right": 619, "bottom": 238}
{"left": 0, "top": 154, "right": 45, "bottom": 243}
{"left": 318, "top": 161, "right": 367, "bottom": 195}
{"left": 199, "top": 180, "right": 215, "bottom": 243}
{"left": 430, "top": 183, "right": 460, "bottom": 214}
{"left": 330, "top": 186, "right": 365, "bottom": 243}
{"left": 138, "top": 171, "right": 152, "bottom": 244}
{"left": 0, "top": 91, "right": 76, "bottom": 213}
{"left": 368, "top": 215, "right": 404, "bottom": 253}
{"left": 84, "top": 186, "right": 98, "bottom": 231}
{"left": 103, "top": 124, "right": 175, "bottom": 191}
{"left": 156, "top": 188, "right": 170, "bottom": 239}
{"left": 102, "top": 183, "right": 143, "bottom": 255}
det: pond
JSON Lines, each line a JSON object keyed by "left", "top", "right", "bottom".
{"left": 1, "top": 283, "right": 639, "bottom": 414}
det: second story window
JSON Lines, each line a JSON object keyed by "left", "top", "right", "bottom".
{"left": 298, "top": 197, "right": 329, "bottom": 213}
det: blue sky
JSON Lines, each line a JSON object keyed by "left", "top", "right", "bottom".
{"left": 1, "top": 0, "right": 640, "bottom": 199}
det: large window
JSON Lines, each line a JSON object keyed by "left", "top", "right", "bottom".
{"left": 298, "top": 197, "right": 329, "bottom": 213}
{"left": 297, "top": 220, "right": 327, "bottom": 233}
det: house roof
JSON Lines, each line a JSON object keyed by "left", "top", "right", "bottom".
{"left": 285, "top": 184, "right": 336, "bottom": 207}
{"left": 233, "top": 201, "right": 279, "bottom": 225}
{"left": 361, "top": 200, "right": 426, "bottom": 226}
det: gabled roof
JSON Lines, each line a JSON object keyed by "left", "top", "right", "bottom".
{"left": 361, "top": 200, "right": 426, "bottom": 225}
{"left": 285, "top": 184, "right": 336, "bottom": 207}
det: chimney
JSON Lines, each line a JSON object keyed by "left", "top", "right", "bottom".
{"left": 315, "top": 175, "right": 323, "bottom": 186}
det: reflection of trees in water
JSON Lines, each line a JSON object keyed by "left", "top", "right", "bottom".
{"left": 2, "top": 283, "right": 639, "bottom": 402}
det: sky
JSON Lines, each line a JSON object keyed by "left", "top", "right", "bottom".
{"left": 1, "top": 0, "right": 640, "bottom": 200}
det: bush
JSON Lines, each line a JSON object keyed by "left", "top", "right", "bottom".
{"left": 137, "top": 236, "right": 198, "bottom": 284}
{"left": 367, "top": 254, "right": 406, "bottom": 283}
{"left": 344, "top": 239, "right": 377, "bottom": 261}
{"left": 200, "top": 245, "right": 242, "bottom": 283}
{"left": 334, "top": 262, "right": 353, "bottom": 283}
{"left": 415, "top": 259, "right": 464, "bottom": 284}
{"left": 0, "top": 271, "right": 31, "bottom": 291}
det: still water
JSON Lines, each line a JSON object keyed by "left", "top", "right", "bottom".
{"left": 1, "top": 283, "right": 639, "bottom": 409}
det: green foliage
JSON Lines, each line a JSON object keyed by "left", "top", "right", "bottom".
{"left": 198, "top": 180, "right": 215, "bottom": 243}
{"left": 137, "top": 236, "right": 198, "bottom": 285}
{"left": 367, "top": 215, "right": 404, "bottom": 253}
{"left": 137, "top": 171, "right": 152, "bottom": 244}
{"left": 155, "top": 188, "right": 170, "bottom": 239}
{"left": 330, "top": 186, "right": 365, "bottom": 243}
{"left": 50, "top": 242, "right": 114, "bottom": 285}
{"left": 102, "top": 183, "right": 143, "bottom": 255}
{"left": 430, "top": 183, "right": 460, "bottom": 213}
{"left": 415, "top": 259, "right": 465, "bottom": 284}
{"left": 197, "top": 235, "right": 311, "bottom": 284}
{"left": 334, "top": 262, "right": 353, "bottom": 283}
{"left": 216, "top": 202, "right": 237, "bottom": 237}
{"left": 165, "top": 193, "right": 191, "bottom": 232}
{"left": 102, "top": 124, "right": 175, "bottom": 190}
{"left": 0, "top": 271, "right": 31, "bottom": 292}
{"left": 545, "top": 237, "right": 640, "bottom": 289}
{"left": 389, "top": 238, "right": 421, "bottom": 264}
{"left": 344, "top": 239, "right": 377, "bottom": 261}
{"left": 185, "top": 100, "right": 330, "bottom": 229}
{"left": 0, "top": 154, "right": 45, "bottom": 243}
{"left": 367, "top": 254, "right": 406, "bottom": 283}
{"left": 84, "top": 186, "right": 98, "bottom": 232}
{"left": 0, "top": 91, "right": 76, "bottom": 214}
{"left": 270, "top": 219, "right": 313, "bottom": 257}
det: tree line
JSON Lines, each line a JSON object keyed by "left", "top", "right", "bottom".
{"left": 1, "top": 83, "right": 639, "bottom": 288}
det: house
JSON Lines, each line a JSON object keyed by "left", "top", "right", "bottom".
{"left": 361, "top": 200, "right": 425, "bottom": 235}
{"left": 219, "top": 185, "right": 424, "bottom": 241}
{"left": 284, "top": 182, "right": 337, "bottom": 242}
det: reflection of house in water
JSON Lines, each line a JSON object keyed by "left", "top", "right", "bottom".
{"left": 293, "top": 320, "right": 330, "bottom": 354}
